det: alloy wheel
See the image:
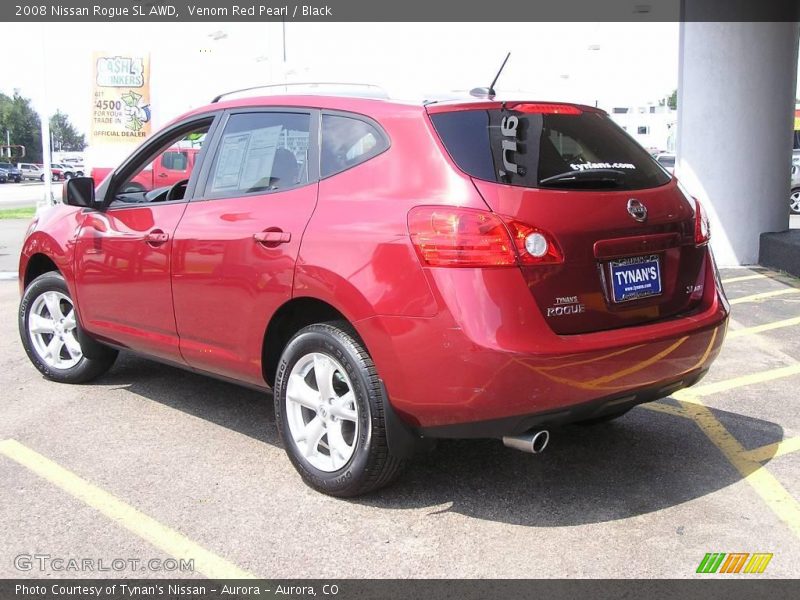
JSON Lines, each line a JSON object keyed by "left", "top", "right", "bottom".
{"left": 790, "top": 190, "right": 800, "bottom": 214}
{"left": 27, "top": 290, "right": 82, "bottom": 370}
{"left": 285, "top": 352, "right": 359, "bottom": 472}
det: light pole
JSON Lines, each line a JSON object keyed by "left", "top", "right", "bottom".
{"left": 39, "top": 23, "right": 54, "bottom": 206}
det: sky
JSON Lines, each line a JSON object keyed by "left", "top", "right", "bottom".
{"left": 1, "top": 22, "right": 798, "bottom": 142}
{"left": 2, "top": 22, "right": 685, "bottom": 135}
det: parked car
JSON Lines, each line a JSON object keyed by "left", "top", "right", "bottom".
{"left": 45, "top": 164, "right": 64, "bottom": 181}
{"left": 0, "top": 162, "right": 22, "bottom": 182}
{"left": 17, "top": 163, "right": 43, "bottom": 181}
{"left": 17, "top": 94, "right": 729, "bottom": 496}
{"left": 52, "top": 163, "right": 84, "bottom": 179}
{"left": 656, "top": 153, "right": 675, "bottom": 174}
{"left": 0, "top": 168, "right": 7, "bottom": 183}
{"left": 17, "top": 162, "right": 61, "bottom": 182}
{"left": 791, "top": 164, "right": 800, "bottom": 215}
{"left": 91, "top": 147, "right": 200, "bottom": 193}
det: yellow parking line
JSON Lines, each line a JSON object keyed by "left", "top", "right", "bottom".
{"left": 677, "top": 397, "right": 800, "bottom": 539}
{"left": 728, "top": 316, "right": 800, "bottom": 339}
{"left": 729, "top": 288, "right": 800, "bottom": 305}
{"left": 0, "top": 439, "right": 255, "bottom": 579}
{"left": 639, "top": 402, "right": 689, "bottom": 419}
{"left": 721, "top": 274, "right": 767, "bottom": 284}
{"left": 742, "top": 437, "right": 800, "bottom": 463}
{"left": 673, "top": 364, "right": 800, "bottom": 400}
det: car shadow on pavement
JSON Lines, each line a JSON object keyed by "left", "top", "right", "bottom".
{"left": 99, "top": 352, "right": 278, "bottom": 444}
{"left": 100, "top": 352, "right": 784, "bottom": 528}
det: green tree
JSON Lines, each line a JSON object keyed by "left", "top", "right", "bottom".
{"left": 667, "top": 89, "right": 678, "bottom": 110}
{"left": 0, "top": 91, "right": 42, "bottom": 162}
{"left": 49, "top": 110, "right": 86, "bottom": 152}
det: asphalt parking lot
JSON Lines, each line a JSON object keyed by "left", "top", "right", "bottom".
{"left": 0, "top": 222, "right": 799, "bottom": 579}
{"left": 0, "top": 182, "right": 60, "bottom": 211}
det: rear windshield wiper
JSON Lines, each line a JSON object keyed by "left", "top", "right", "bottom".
{"left": 539, "top": 168, "right": 628, "bottom": 188}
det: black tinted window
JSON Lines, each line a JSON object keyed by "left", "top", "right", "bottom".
{"left": 431, "top": 108, "right": 670, "bottom": 191}
{"left": 162, "top": 151, "right": 188, "bottom": 171}
{"left": 206, "top": 112, "right": 310, "bottom": 198}
{"left": 321, "top": 114, "right": 387, "bottom": 177}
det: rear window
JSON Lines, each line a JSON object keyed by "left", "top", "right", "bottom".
{"left": 430, "top": 107, "right": 671, "bottom": 191}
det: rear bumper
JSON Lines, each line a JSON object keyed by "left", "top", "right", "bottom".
{"left": 356, "top": 251, "right": 728, "bottom": 435}
{"left": 419, "top": 368, "right": 708, "bottom": 438}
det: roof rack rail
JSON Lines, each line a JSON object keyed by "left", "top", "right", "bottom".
{"left": 211, "top": 82, "right": 389, "bottom": 103}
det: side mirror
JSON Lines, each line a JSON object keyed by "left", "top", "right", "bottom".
{"left": 63, "top": 177, "right": 97, "bottom": 208}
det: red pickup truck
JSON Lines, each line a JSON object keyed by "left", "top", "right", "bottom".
{"left": 91, "top": 147, "right": 200, "bottom": 192}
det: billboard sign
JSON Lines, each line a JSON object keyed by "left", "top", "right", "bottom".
{"left": 90, "top": 52, "right": 151, "bottom": 144}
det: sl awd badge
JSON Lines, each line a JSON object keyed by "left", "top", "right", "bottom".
{"left": 627, "top": 198, "right": 648, "bottom": 222}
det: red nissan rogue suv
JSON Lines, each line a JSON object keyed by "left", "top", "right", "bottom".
{"left": 18, "top": 92, "right": 729, "bottom": 496}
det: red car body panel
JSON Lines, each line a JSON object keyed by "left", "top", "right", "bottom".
{"left": 473, "top": 178, "right": 707, "bottom": 334}
{"left": 171, "top": 184, "right": 319, "bottom": 385}
{"left": 357, "top": 254, "right": 725, "bottom": 429}
{"left": 19, "top": 94, "right": 730, "bottom": 436}
{"left": 295, "top": 104, "right": 474, "bottom": 321}
{"left": 73, "top": 203, "right": 188, "bottom": 363}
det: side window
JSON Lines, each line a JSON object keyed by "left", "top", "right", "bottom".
{"left": 112, "top": 123, "right": 210, "bottom": 205}
{"left": 321, "top": 114, "right": 388, "bottom": 178}
{"left": 204, "top": 112, "right": 310, "bottom": 198}
{"left": 161, "top": 151, "right": 188, "bottom": 171}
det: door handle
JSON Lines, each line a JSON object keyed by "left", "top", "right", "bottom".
{"left": 254, "top": 229, "right": 291, "bottom": 248}
{"left": 158, "top": 172, "right": 168, "bottom": 178}
{"left": 145, "top": 230, "right": 170, "bottom": 245}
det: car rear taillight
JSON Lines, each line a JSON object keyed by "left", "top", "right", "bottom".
{"left": 694, "top": 198, "right": 711, "bottom": 246}
{"left": 408, "top": 206, "right": 563, "bottom": 268}
{"left": 504, "top": 220, "right": 564, "bottom": 265}
{"left": 511, "top": 103, "right": 582, "bottom": 115}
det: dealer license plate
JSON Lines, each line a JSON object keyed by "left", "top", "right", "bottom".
{"left": 609, "top": 254, "right": 662, "bottom": 303}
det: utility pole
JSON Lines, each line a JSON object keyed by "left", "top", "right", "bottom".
{"left": 39, "top": 24, "right": 54, "bottom": 205}
{"left": 282, "top": 18, "right": 286, "bottom": 63}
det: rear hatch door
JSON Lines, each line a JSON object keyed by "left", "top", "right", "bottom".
{"left": 428, "top": 102, "right": 706, "bottom": 334}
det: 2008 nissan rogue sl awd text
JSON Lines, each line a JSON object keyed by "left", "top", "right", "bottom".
{"left": 18, "top": 92, "right": 729, "bottom": 496}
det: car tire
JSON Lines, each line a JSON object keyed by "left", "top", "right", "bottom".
{"left": 51, "top": 173, "right": 60, "bottom": 182}
{"left": 19, "top": 272, "right": 118, "bottom": 384}
{"left": 274, "top": 321, "right": 406, "bottom": 497}
{"left": 39, "top": 174, "right": 44, "bottom": 182}
{"left": 790, "top": 188, "right": 800, "bottom": 215}
{"left": 575, "top": 407, "right": 632, "bottom": 426}
{"left": 76, "top": 171, "right": 84, "bottom": 177}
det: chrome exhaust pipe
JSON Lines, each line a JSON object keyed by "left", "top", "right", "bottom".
{"left": 502, "top": 430, "right": 550, "bottom": 454}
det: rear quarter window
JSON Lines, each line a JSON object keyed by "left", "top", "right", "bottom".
{"left": 321, "top": 114, "right": 388, "bottom": 178}
{"left": 430, "top": 107, "right": 670, "bottom": 191}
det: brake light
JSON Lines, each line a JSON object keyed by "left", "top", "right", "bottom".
{"left": 694, "top": 198, "right": 711, "bottom": 246}
{"left": 408, "top": 207, "right": 563, "bottom": 267}
{"left": 511, "top": 103, "right": 582, "bottom": 115}
{"left": 408, "top": 207, "right": 515, "bottom": 267}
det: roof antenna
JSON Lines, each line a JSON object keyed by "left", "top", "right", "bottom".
{"left": 470, "top": 52, "right": 511, "bottom": 99}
